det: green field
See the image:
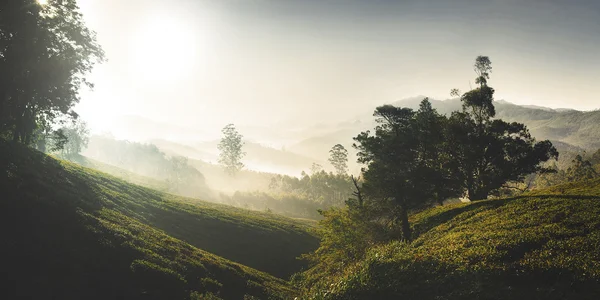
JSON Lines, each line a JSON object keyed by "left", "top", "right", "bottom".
{"left": 0, "top": 140, "right": 318, "bottom": 299}
{"left": 5, "top": 137, "right": 600, "bottom": 300}
{"left": 303, "top": 181, "right": 600, "bottom": 299}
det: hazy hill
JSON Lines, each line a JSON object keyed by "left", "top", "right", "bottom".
{"left": 410, "top": 98, "right": 600, "bottom": 150}
{"left": 394, "top": 98, "right": 600, "bottom": 151}
{"left": 97, "top": 98, "right": 600, "bottom": 176}
{"left": 72, "top": 154, "right": 170, "bottom": 192}
{"left": 149, "top": 138, "right": 215, "bottom": 162}
{"left": 287, "top": 97, "right": 600, "bottom": 168}
{"left": 192, "top": 140, "right": 322, "bottom": 176}
{"left": 0, "top": 140, "right": 318, "bottom": 299}
{"left": 305, "top": 179, "right": 600, "bottom": 299}
{"left": 150, "top": 138, "right": 323, "bottom": 176}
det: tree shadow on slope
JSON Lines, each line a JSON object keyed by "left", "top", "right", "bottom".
{"left": 74, "top": 166, "right": 319, "bottom": 279}
{"left": 412, "top": 194, "right": 600, "bottom": 241}
{"left": 412, "top": 199, "right": 513, "bottom": 239}
{"left": 0, "top": 140, "right": 293, "bottom": 300}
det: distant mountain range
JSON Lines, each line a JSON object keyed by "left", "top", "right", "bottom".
{"left": 151, "top": 138, "right": 324, "bottom": 176}
{"left": 391, "top": 97, "right": 600, "bottom": 150}
{"left": 108, "top": 97, "right": 599, "bottom": 176}
{"left": 286, "top": 97, "right": 600, "bottom": 166}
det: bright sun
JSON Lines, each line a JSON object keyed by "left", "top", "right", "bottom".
{"left": 130, "top": 16, "right": 199, "bottom": 82}
{"left": 37, "top": 0, "right": 48, "bottom": 5}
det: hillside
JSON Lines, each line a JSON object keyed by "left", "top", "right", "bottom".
{"left": 288, "top": 97, "right": 600, "bottom": 169}
{"left": 0, "top": 140, "right": 318, "bottom": 299}
{"left": 70, "top": 154, "right": 170, "bottom": 192}
{"left": 188, "top": 140, "right": 321, "bottom": 176}
{"left": 393, "top": 98, "right": 600, "bottom": 150}
{"left": 304, "top": 181, "right": 600, "bottom": 299}
{"left": 97, "top": 99, "right": 600, "bottom": 176}
{"left": 148, "top": 138, "right": 323, "bottom": 176}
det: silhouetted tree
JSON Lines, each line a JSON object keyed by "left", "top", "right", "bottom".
{"left": 218, "top": 124, "right": 245, "bottom": 176}
{"left": 448, "top": 56, "right": 558, "bottom": 200}
{"left": 354, "top": 99, "right": 461, "bottom": 241}
{"left": 47, "top": 128, "right": 69, "bottom": 153}
{"left": 328, "top": 144, "right": 348, "bottom": 175}
{"left": 0, "top": 0, "right": 104, "bottom": 144}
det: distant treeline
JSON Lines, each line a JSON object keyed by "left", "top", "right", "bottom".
{"left": 221, "top": 170, "right": 354, "bottom": 219}
{"left": 84, "top": 135, "right": 211, "bottom": 199}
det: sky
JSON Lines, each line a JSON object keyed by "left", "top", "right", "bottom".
{"left": 74, "top": 0, "right": 600, "bottom": 141}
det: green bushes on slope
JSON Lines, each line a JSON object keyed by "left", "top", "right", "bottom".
{"left": 301, "top": 193, "right": 600, "bottom": 299}
{"left": 0, "top": 139, "right": 317, "bottom": 299}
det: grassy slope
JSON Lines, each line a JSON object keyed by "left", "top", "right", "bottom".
{"left": 75, "top": 154, "right": 319, "bottom": 229}
{"left": 0, "top": 140, "right": 317, "bottom": 300}
{"left": 64, "top": 154, "right": 318, "bottom": 279}
{"left": 69, "top": 154, "right": 170, "bottom": 191}
{"left": 307, "top": 181, "right": 600, "bottom": 299}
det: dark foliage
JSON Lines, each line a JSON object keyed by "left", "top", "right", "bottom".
{"left": 0, "top": 139, "right": 319, "bottom": 299}
{"left": 0, "top": 0, "right": 104, "bottom": 144}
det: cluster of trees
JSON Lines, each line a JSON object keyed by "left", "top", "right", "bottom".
{"left": 268, "top": 170, "right": 354, "bottom": 206}
{"left": 302, "top": 56, "right": 559, "bottom": 283}
{"left": 84, "top": 135, "right": 211, "bottom": 199}
{"left": 0, "top": 0, "right": 103, "bottom": 148}
{"left": 215, "top": 123, "right": 356, "bottom": 217}
{"left": 47, "top": 120, "right": 90, "bottom": 159}
{"left": 535, "top": 152, "right": 600, "bottom": 188}
{"left": 351, "top": 56, "right": 557, "bottom": 240}
{"left": 219, "top": 143, "right": 355, "bottom": 218}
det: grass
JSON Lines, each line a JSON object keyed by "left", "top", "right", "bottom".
{"left": 67, "top": 154, "right": 171, "bottom": 191}
{"left": 304, "top": 180, "right": 600, "bottom": 299}
{"left": 0, "top": 140, "right": 318, "bottom": 299}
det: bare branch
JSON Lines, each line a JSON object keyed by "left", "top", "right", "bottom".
{"left": 351, "top": 175, "right": 364, "bottom": 207}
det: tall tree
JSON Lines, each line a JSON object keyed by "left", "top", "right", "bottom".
{"left": 218, "top": 124, "right": 245, "bottom": 176}
{"left": 354, "top": 99, "right": 460, "bottom": 241}
{"left": 449, "top": 56, "right": 558, "bottom": 200}
{"left": 328, "top": 144, "right": 348, "bottom": 175}
{"left": 0, "top": 0, "right": 104, "bottom": 144}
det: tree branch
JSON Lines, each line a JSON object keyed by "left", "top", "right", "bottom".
{"left": 351, "top": 175, "right": 364, "bottom": 207}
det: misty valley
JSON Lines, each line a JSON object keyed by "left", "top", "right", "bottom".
{"left": 2, "top": 0, "right": 600, "bottom": 299}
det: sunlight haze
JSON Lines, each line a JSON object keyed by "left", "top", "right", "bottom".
{"left": 75, "top": 0, "right": 600, "bottom": 143}
{"left": 5, "top": 1, "right": 600, "bottom": 297}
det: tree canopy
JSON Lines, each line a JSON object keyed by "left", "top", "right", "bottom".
{"left": 448, "top": 56, "right": 558, "bottom": 200}
{"left": 351, "top": 56, "right": 558, "bottom": 241}
{"left": 218, "top": 124, "right": 245, "bottom": 176}
{"left": 328, "top": 144, "right": 348, "bottom": 175}
{"left": 353, "top": 98, "right": 461, "bottom": 240}
{"left": 0, "top": 0, "right": 104, "bottom": 144}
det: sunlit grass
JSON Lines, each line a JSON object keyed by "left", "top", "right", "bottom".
{"left": 303, "top": 184, "right": 600, "bottom": 299}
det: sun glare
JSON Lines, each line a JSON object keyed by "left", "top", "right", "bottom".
{"left": 37, "top": 0, "right": 48, "bottom": 5}
{"left": 130, "top": 16, "right": 200, "bottom": 82}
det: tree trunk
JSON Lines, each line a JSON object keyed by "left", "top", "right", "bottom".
{"left": 468, "top": 187, "right": 489, "bottom": 201}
